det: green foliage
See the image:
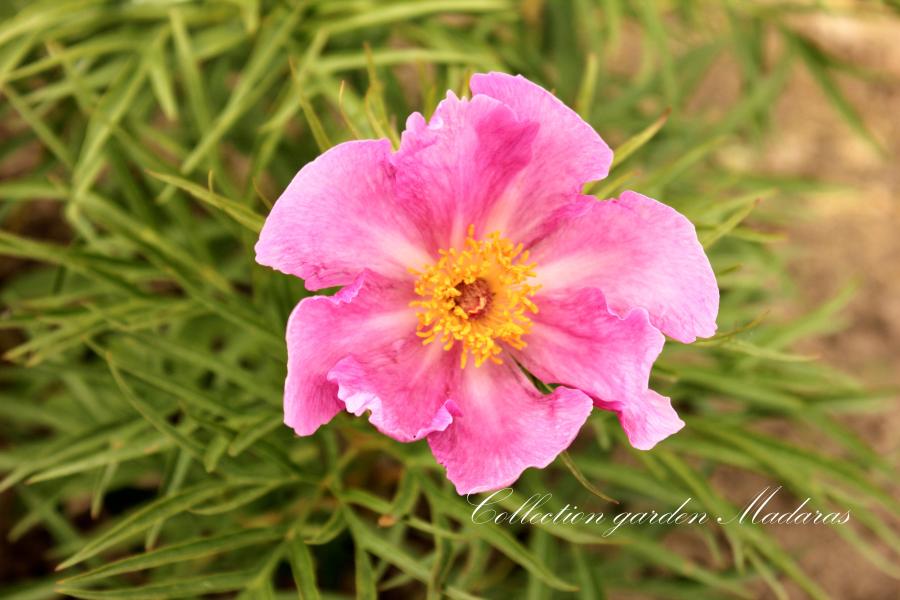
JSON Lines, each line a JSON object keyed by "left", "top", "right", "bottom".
{"left": 0, "top": 0, "right": 896, "bottom": 598}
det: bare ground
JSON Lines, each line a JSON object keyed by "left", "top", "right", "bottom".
{"left": 713, "top": 10, "right": 900, "bottom": 599}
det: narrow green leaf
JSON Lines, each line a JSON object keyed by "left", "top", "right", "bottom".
{"left": 2, "top": 85, "right": 74, "bottom": 168}
{"left": 559, "top": 452, "right": 618, "bottom": 503}
{"left": 421, "top": 480, "right": 579, "bottom": 592}
{"left": 615, "top": 109, "right": 671, "bottom": 168}
{"left": 575, "top": 52, "right": 599, "bottom": 120}
{"left": 146, "top": 35, "right": 178, "bottom": 121}
{"left": 701, "top": 197, "right": 760, "bottom": 249}
{"left": 355, "top": 544, "right": 378, "bottom": 600}
{"left": 298, "top": 92, "right": 333, "bottom": 153}
{"left": 145, "top": 170, "right": 264, "bottom": 232}
{"left": 58, "top": 570, "right": 256, "bottom": 600}
{"left": 343, "top": 507, "right": 482, "bottom": 600}
{"left": 305, "top": 510, "right": 347, "bottom": 546}
{"left": 288, "top": 536, "right": 320, "bottom": 600}
{"left": 89, "top": 461, "right": 119, "bottom": 519}
{"left": 571, "top": 545, "right": 606, "bottom": 600}
{"left": 181, "top": 5, "right": 301, "bottom": 173}
{"left": 203, "top": 434, "right": 230, "bottom": 472}
{"left": 57, "top": 483, "right": 238, "bottom": 570}
{"left": 793, "top": 32, "right": 885, "bottom": 156}
{"left": 1, "top": 419, "right": 148, "bottom": 492}
{"left": 61, "top": 527, "right": 286, "bottom": 584}
{"left": 107, "top": 356, "right": 205, "bottom": 461}
{"left": 190, "top": 481, "right": 294, "bottom": 516}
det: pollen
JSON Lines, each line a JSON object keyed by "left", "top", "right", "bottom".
{"left": 410, "top": 225, "right": 540, "bottom": 368}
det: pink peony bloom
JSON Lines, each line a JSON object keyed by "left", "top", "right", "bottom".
{"left": 255, "top": 72, "right": 718, "bottom": 494}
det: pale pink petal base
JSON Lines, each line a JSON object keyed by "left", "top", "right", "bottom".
{"left": 470, "top": 72, "right": 613, "bottom": 244}
{"left": 393, "top": 92, "right": 537, "bottom": 250}
{"left": 531, "top": 191, "right": 719, "bottom": 343}
{"left": 255, "top": 140, "right": 431, "bottom": 289}
{"left": 427, "top": 361, "right": 593, "bottom": 494}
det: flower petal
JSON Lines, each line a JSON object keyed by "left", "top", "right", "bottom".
{"left": 516, "top": 287, "right": 665, "bottom": 404}
{"left": 393, "top": 91, "right": 539, "bottom": 250}
{"left": 427, "top": 361, "right": 593, "bottom": 494}
{"left": 284, "top": 271, "right": 416, "bottom": 436}
{"left": 470, "top": 72, "right": 613, "bottom": 243}
{"left": 513, "top": 287, "right": 681, "bottom": 449}
{"left": 255, "top": 139, "right": 431, "bottom": 290}
{"left": 617, "top": 389, "right": 684, "bottom": 451}
{"left": 531, "top": 191, "right": 719, "bottom": 343}
{"left": 327, "top": 338, "right": 460, "bottom": 442}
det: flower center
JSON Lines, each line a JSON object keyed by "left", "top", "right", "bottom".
{"left": 410, "top": 225, "right": 540, "bottom": 368}
{"left": 454, "top": 278, "right": 493, "bottom": 317}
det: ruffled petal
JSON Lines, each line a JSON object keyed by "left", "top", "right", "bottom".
{"left": 470, "top": 72, "right": 613, "bottom": 244}
{"left": 255, "top": 139, "right": 431, "bottom": 290}
{"left": 617, "top": 389, "right": 684, "bottom": 451}
{"left": 393, "top": 91, "right": 539, "bottom": 250}
{"left": 514, "top": 287, "right": 681, "bottom": 449}
{"left": 283, "top": 271, "right": 416, "bottom": 435}
{"left": 327, "top": 337, "right": 460, "bottom": 442}
{"left": 530, "top": 191, "right": 719, "bottom": 343}
{"left": 427, "top": 361, "right": 593, "bottom": 494}
{"left": 516, "top": 287, "right": 665, "bottom": 404}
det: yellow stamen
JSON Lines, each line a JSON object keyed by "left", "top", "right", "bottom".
{"left": 410, "top": 225, "right": 540, "bottom": 368}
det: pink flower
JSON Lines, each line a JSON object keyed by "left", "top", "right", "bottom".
{"left": 255, "top": 72, "right": 718, "bottom": 494}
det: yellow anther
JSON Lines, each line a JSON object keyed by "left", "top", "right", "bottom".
{"left": 411, "top": 225, "right": 539, "bottom": 368}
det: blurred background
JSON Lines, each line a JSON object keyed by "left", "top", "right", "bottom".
{"left": 1, "top": 1, "right": 898, "bottom": 599}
